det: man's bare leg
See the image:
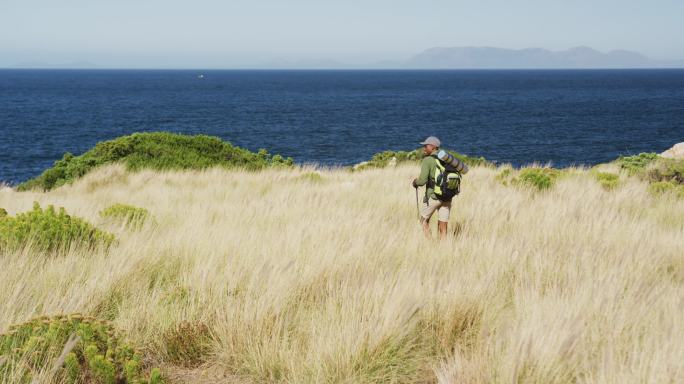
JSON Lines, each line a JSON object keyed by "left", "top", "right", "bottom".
{"left": 421, "top": 217, "right": 431, "bottom": 238}
{"left": 438, "top": 221, "right": 448, "bottom": 240}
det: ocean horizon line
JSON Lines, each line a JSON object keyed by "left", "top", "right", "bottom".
{"left": 2, "top": 67, "right": 684, "bottom": 71}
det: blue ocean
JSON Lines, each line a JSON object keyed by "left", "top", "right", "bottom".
{"left": 1, "top": 69, "right": 683, "bottom": 184}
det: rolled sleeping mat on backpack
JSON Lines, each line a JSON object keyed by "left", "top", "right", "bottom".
{"left": 437, "top": 150, "right": 469, "bottom": 174}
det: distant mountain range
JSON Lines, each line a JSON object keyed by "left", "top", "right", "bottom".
{"left": 258, "top": 47, "right": 683, "bottom": 69}
{"left": 6, "top": 47, "right": 684, "bottom": 69}
{"left": 403, "top": 46, "right": 684, "bottom": 69}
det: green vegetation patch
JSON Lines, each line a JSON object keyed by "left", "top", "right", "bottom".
{"left": 0, "top": 202, "right": 115, "bottom": 254}
{"left": 363, "top": 149, "right": 422, "bottom": 169}
{"left": 446, "top": 150, "right": 492, "bottom": 168}
{"left": 615, "top": 153, "right": 660, "bottom": 175}
{"left": 355, "top": 149, "right": 491, "bottom": 171}
{"left": 517, "top": 168, "right": 564, "bottom": 190}
{"left": 497, "top": 167, "right": 565, "bottom": 191}
{"left": 614, "top": 153, "right": 684, "bottom": 184}
{"left": 594, "top": 172, "right": 620, "bottom": 190}
{"left": 648, "top": 181, "right": 684, "bottom": 198}
{"left": 645, "top": 157, "right": 684, "bottom": 185}
{"left": 0, "top": 314, "right": 163, "bottom": 383}
{"left": 100, "top": 204, "right": 152, "bottom": 230}
{"left": 296, "top": 172, "right": 324, "bottom": 183}
{"left": 18, "top": 132, "right": 294, "bottom": 191}
{"left": 614, "top": 154, "right": 684, "bottom": 196}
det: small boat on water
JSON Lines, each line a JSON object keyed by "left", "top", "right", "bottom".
{"left": 197, "top": 74, "right": 204, "bottom": 79}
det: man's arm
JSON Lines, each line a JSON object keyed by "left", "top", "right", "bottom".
{"left": 413, "top": 157, "right": 432, "bottom": 187}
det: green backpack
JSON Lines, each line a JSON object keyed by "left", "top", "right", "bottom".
{"left": 432, "top": 157, "right": 462, "bottom": 201}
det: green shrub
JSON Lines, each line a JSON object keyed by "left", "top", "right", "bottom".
{"left": 648, "top": 181, "right": 684, "bottom": 198}
{"left": 616, "top": 153, "right": 660, "bottom": 175}
{"left": 608, "top": 154, "right": 684, "bottom": 197}
{"left": 18, "top": 132, "right": 294, "bottom": 191}
{"left": 297, "top": 172, "right": 324, "bottom": 183}
{"left": 517, "top": 168, "right": 562, "bottom": 190}
{"left": 100, "top": 204, "right": 152, "bottom": 230}
{"left": 369, "top": 149, "right": 422, "bottom": 167}
{"left": 614, "top": 155, "right": 684, "bottom": 194}
{"left": 162, "top": 321, "right": 213, "bottom": 367}
{"left": 0, "top": 208, "right": 7, "bottom": 218}
{"left": 351, "top": 150, "right": 420, "bottom": 171}
{"left": 0, "top": 202, "right": 115, "bottom": 254}
{"left": 645, "top": 158, "right": 684, "bottom": 185}
{"left": 355, "top": 148, "right": 491, "bottom": 171}
{"left": 0, "top": 314, "right": 164, "bottom": 383}
{"left": 594, "top": 172, "right": 620, "bottom": 190}
{"left": 445, "top": 150, "right": 491, "bottom": 168}
{"left": 495, "top": 168, "right": 513, "bottom": 185}
{"left": 497, "top": 167, "right": 563, "bottom": 191}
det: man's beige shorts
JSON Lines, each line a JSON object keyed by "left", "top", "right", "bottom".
{"left": 420, "top": 198, "right": 451, "bottom": 222}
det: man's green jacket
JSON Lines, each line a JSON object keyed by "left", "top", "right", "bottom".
{"left": 414, "top": 155, "right": 438, "bottom": 201}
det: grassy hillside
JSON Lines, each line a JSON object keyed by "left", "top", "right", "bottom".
{"left": 1, "top": 159, "right": 683, "bottom": 383}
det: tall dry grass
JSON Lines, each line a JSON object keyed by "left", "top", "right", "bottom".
{"left": 1, "top": 163, "right": 683, "bottom": 383}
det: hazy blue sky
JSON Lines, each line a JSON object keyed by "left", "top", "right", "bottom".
{"left": 1, "top": 0, "right": 682, "bottom": 68}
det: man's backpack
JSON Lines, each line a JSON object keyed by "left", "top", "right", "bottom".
{"left": 433, "top": 158, "right": 461, "bottom": 201}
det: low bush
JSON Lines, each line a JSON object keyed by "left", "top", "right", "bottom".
{"left": 517, "top": 168, "right": 563, "bottom": 190}
{"left": 614, "top": 155, "right": 684, "bottom": 193}
{"left": 100, "top": 204, "right": 152, "bottom": 230}
{"left": 594, "top": 172, "right": 620, "bottom": 190}
{"left": 0, "top": 314, "right": 163, "bottom": 383}
{"left": 355, "top": 149, "right": 491, "bottom": 171}
{"left": 497, "top": 167, "right": 564, "bottom": 191}
{"left": 646, "top": 158, "right": 684, "bottom": 185}
{"left": 616, "top": 153, "right": 660, "bottom": 175}
{"left": 161, "top": 321, "right": 213, "bottom": 367}
{"left": 648, "top": 181, "right": 684, "bottom": 198}
{"left": 446, "top": 150, "right": 492, "bottom": 168}
{"left": 296, "top": 172, "right": 324, "bottom": 183}
{"left": 366, "top": 150, "right": 422, "bottom": 168}
{"left": 0, "top": 202, "right": 115, "bottom": 254}
{"left": 494, "top": 168, "right": 513, "bottom": 185}
{"left": 18, "top": 132, "right": 294, "bottom": 191}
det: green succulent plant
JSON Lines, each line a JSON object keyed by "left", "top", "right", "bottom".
{"left": 0, "top": 202, "right": 115, "bottom": 254}
{"left": 0, "top": 314, "right": 164, "bottom": 383}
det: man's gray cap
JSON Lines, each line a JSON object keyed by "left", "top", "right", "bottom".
{"left": 420, "top": 136, "right": 441, "bottom": 147}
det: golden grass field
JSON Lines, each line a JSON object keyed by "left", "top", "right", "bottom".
{"left": 1, "top": 162, "right": 683, "bottom": 383}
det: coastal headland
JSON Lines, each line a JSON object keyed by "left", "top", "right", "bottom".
{"left": 1, "top": 133, "right": 683, "bottom": 383}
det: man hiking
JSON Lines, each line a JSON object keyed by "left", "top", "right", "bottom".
{"left": 412, "top": 136, "right": 468, "bottom": 239}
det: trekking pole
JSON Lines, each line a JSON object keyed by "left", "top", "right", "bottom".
{"left": 414, "top": 186, "right": 420, "bottom": 220}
